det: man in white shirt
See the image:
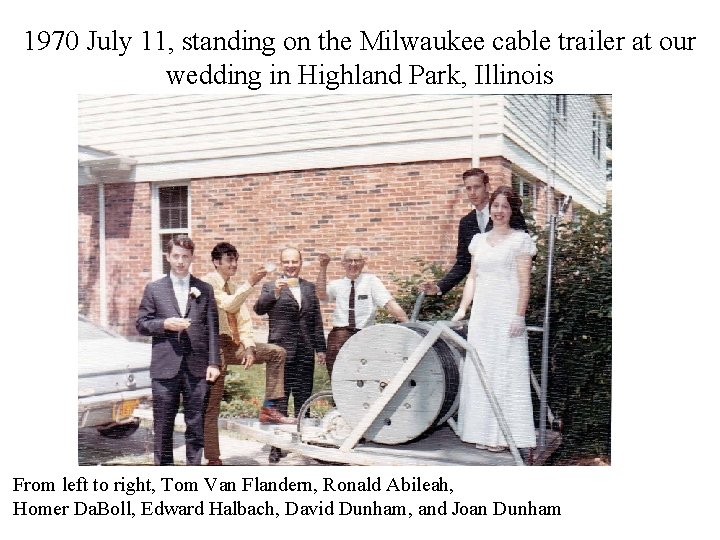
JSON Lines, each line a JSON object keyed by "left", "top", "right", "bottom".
{"left": 317, "top": 246, "right": 408, "bottom": 378}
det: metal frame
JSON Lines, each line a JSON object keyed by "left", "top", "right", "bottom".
{"left": 334, "top": 320, "right": 524, "bottom": 465}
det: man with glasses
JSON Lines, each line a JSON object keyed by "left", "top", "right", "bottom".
{"left": 317, "top": 246, "right": 408, "bottom": 378}
{"left": 254, "top": 247, "right": 327, "bottom": 419}
{"left": 201, "top": 242, "right": 294, "bottom": 466}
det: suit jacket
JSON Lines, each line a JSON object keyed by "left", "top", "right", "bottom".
{"left": 136, "top": 275, "right": 220, "bottom": 379}
{"left": 437, "top": 210, "right": 493, "bottom": 295}
{"left": 254, "top": 278, "right": 326, "bottom": 361}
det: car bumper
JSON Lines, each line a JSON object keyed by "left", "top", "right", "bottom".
{"left": 78, "top": 389, "right": 152, "bottom": 429}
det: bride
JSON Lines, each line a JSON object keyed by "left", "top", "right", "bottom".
{"left": 451, "top": 186, "right": 537, "bottom": 452}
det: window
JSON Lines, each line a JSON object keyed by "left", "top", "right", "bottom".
{"left": 555, "top": 95, "right": 567, "bottom": 122}
{"left": 512, "top": 173, "right": 537, "bottom": 211}
{"left": 160, "top": 186, "right": 188, "bottom": 229}
{"left": 555, "top": 193, "right": 573, "bottom": 218}
{"left": 152, "top": 183, "right": 190, "bottom": 277}
{"left": 592, "top": 112, "right": 603, "bottom": 160}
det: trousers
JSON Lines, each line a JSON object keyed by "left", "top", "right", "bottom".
{"left": 278, "top": 343, "right": 316, "bottom": 418}
{"left": 152, "top": 359, "right": 208, "bottom": 465}
{"left": 203, "top": 334, "right": 286, "bottom": 461}
{"left": 324, "top": 326, "right": 361, "bottom": 379}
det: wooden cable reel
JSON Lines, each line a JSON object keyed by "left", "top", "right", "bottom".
{"left": 330, "top": 322, "right": 463, "bottom": 445}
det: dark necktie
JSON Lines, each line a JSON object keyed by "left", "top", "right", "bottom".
{"left": 348, "top": 280, "right": 356, "bottom": 329}
{"left": 223, "top": 281, "right": 240, "bottom": 344}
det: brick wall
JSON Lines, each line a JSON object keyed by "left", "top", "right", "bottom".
{"left": 78, "top": 182, "right": 152, "bottom": 335}
{"left": 78, "top": 184, "right": 100, "bottom": 322}
{"left": 104, "top": 182, "right": 153, "bottom": 335}
{"left": 79, "top": 157, "right": 530, "bottom": 335}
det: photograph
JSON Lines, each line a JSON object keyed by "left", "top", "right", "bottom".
{"left": 78, "top": 94, "right": 612, "bottom": 467}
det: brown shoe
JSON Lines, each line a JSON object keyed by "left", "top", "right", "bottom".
{"left": 206, "top": 458, "right": 222, "bottom": 466}
{"left": 260, "top": 407, "right": 297, "bottom": 425}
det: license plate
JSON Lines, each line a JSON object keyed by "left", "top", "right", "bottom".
{"left": 113, "top": 399, "right": 140, "bottom": 421}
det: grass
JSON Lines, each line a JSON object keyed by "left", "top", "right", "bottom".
{"left": 220, "top": 358, "right": 331, "bottom": 418}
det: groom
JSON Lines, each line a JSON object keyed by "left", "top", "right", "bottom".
{"left": 422, "top": 168, "right": 493, "bottom": 296}
{"left": 136, "top": 236, "right": 220, "bottom": 465}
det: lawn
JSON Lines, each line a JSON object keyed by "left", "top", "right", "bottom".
{"left": 220, "top": 359, "right": 331, "bottom": 418}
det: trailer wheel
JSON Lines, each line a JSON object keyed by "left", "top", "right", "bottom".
{"left": 297, "top": 391, "right": 335, "bottom": 428}
{"left": 296, "top": 391, "right": 351, "bottom": 446}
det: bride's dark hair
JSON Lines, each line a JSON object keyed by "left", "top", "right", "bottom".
{"left": 489, "top": 186, "right": 529, "bottom": 231}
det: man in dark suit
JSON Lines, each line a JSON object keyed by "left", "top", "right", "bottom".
{"left": 254, "top": 247, "right": 326, "bottom": 422}
{"left": 423, "top": 168, "right": 494, "bottom": 296}
{"left": 136, "top": 236, "right": 220, "bottom": 465}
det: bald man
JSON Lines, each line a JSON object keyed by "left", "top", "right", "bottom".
{"left": 254, "top": 247, "right": 326, "bottom": 422}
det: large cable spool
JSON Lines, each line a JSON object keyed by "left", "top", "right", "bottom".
{"left": 330, "top": 322, "right": 463, "bottom": 445}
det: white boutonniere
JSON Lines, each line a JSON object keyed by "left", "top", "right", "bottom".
{"left": 190, "top": 286, "right": 201, "bottom": 299}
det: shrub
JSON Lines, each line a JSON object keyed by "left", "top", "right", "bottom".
{"left": 376, "top": 258, "right": 464, "bottom": 322}
{"left": 528, "top": 207, "right": 612, "bottom": 461}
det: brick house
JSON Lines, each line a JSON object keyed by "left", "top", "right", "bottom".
{"left": 78, "top": 94, "right": 610, "bottom": 335}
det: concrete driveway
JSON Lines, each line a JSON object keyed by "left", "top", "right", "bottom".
{"left": 79, "top": 424, "right": 320, "bottom": 466}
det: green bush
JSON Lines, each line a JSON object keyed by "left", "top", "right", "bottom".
{"left": 528, "top": 207, "right": 612, "bottom": 462}
{"left": 376, "top": 258, "right": 464, "bottom": 322}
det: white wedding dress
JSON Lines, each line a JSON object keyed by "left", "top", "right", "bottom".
{"left": 457, "top": 230, "right": 537, "bottom": 448}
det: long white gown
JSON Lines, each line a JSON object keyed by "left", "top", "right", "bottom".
{"left": 457, "top": 230, "right": 537, "bottom": 448}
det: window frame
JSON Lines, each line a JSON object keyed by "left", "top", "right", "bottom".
{"left": 554, "top": 94, "right": 568, "bottom": 124}
{"left": 511, "top": 172, "right": 537, "bottom": 212}
{"left": 151, "top": 182, "right": 191, "bottom": 279}
{"left": 592, "top": 111, "right": 603, "bottom": 161}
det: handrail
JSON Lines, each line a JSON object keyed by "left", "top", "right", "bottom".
{"left": 410, "top": 291, "right": 426, "bottom": 322}
{"left": 527, "top": 325, "right": 557, "bottom": 427}
{"left": 437, "top": 323, "right": 524, "bottom": 466}
{"left": 410, "top": 300, "right": 555, "bottom": 456}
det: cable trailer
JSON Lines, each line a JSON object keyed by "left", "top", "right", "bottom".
{"left": 223, "top": 318, "right": 561, "bottom": 466}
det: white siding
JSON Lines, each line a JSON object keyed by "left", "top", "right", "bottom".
{"left": 503, "top": 95, "right": 607, "bottom": 211}
{"left": 79, "top": 95, "right": 501, "bottom": 177}
{"left": 78, "top": 94, "right": 608, "bottom": 210}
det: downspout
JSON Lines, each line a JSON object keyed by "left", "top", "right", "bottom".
{"left": 83, "top": 165, "right": 108, "bottom": 328}
{"left": 539, "top": 96, "right": 557, "bottom": 450}
{"left": 98, "top": 179, "right": 107, "bottom": 328}
{"left": 471, "top": 95, "right": 480, "bottom": 167}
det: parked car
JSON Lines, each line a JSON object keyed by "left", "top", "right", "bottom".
{"left": 78, "top": 315, "right": 152, "bottom": 438}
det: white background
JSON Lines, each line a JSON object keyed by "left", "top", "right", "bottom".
{"left": 3, "top": 0, "right": 719, "bottom": 537}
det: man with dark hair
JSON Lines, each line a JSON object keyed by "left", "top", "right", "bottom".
{"left": 201, "top": 242, "right": 294, "bottom": 466}
{"left": 254, "top": 247, "right": 326, "bottom": 421}
{"left": 137, "top": 236, "right": 220, "bottom": 465}
{"left": 423, "top": 168, "right": 494, "bottom": 296}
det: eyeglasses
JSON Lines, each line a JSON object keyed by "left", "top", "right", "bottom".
{"left": 343, "top": 258, "right": 364, "bottom": 264}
